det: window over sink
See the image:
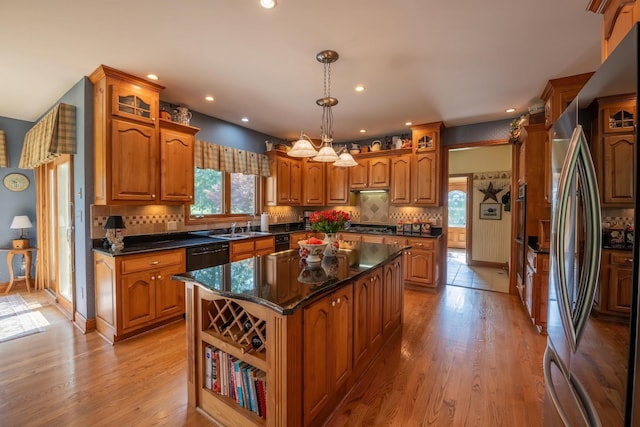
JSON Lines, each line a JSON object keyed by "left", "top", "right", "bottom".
{"left": 190, "top": 169, "right": 257, "bottom": 221}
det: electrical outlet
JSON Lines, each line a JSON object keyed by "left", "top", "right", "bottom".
{"left": 166, "top": 220, "right": 177, "bottom": 231}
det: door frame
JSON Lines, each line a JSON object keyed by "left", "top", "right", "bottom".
{"left": 442, "top": 138, "right": 516, "bottom": 295}
{"left": 447, "top": 174, "right": 473, "bottom": 262}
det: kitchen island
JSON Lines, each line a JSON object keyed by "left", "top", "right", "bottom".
{"left": 173, "top": 241, "right": 405, "bottom": 427}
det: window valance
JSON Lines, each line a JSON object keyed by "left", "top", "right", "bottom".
{"left": 19, "top": 103, "right": 77, "bottom": 169}
{"left": 0, "top": 130, "right": 7, "bottom": 168}
{"left": 195, "top": 139, "right": 270, "bottom": 177}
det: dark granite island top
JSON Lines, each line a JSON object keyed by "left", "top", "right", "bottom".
{"left": 177, "top": 240, "right": 405, "bottom": 427}
{"left": 173, "top": 241, "right": 406, "bottom": 315}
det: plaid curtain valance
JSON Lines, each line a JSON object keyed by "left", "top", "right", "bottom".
{"left": 19, "top": 103, "right": 76, "bottom": 169}
{"left": 195, "top": 139, "right": 270, "bottom": 177}
{"left": 0, "top": 130, "right": 8, "bottom": 168}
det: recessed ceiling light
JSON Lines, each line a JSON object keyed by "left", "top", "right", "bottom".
{"left": 405, "top": 121, "right": 413, "bottom": 126}
{"left": 359, "top": 129, "right": 366, "bottom": 133}
{"left": 147, "top": 74, "right": 158, "bottom": 80}
{"left": 260, "top": 0, "right": 276, "bottom": 9}
{"left": 241, "top": 117, "right": 249, "bottom": 122}
{"left": 205, "top": 96, "right": 214, "bottom": 102}
{"left": 355, "top": 85, "right": 365, "bottom": 92}
{"left": 506, "top": 108, "right": 516, "bottom": 113}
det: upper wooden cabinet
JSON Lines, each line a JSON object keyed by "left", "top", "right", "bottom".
{"left": 410, "top": 122, "right": 443, "bottom": 206}
{"left": 159, "top": 119, "right": 198, "bottom": 203}
{"left": 587, "top": 0, "right": 640, "bottom": 61}
{"left": 349, "top": 156, "right": 390, "bottom": 190}
{"left": 89, "top": 65, "right": 199, "bottom": 205}
{"left": 541, "top": 73, "right": 593, "bottom": 129}
{"left": 302, "top": 159, "right": 326, "bottom": 206}
{"left": 592, "top": 95, "right": 636, "bottom": 206}
{"left": 265, "top": 151, "right": 302, "bottom": 206}
{"left": 390, "top": 155, "right": 411, "bottom": 205}
{"left": 326, "top": 163, "right": 350, "bottom": 205}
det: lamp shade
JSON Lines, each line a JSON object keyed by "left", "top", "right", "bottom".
{"left": 288, "top": 137, "right": 318, "bottom": 158}
{"left": 10, "top": 215, "right": 32, "bottom": 229}
{"left": 333, "top": 151, "right": 358, "bottom": 167}
{"left": 313, "top": 145, "right": 340, "bottom": 162}
{"left": 104, "top": 215, "right": 126, "bottom": 230}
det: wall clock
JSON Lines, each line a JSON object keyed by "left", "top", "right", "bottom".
{"left": 3, "top": 173, "right": 30, "bottom": 192}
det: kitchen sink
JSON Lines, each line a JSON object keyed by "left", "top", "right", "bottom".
{"left": 211, "top": 231, "right": 272, "bottom": 240}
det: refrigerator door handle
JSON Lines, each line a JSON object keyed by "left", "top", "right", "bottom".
{"left": 544, "top": 346, "right": 603, "bottom": 427}
{"left": 551, "top": 125, "right": 602, "bottom": 353}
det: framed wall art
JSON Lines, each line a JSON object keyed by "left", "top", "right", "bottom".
{"left": 479, "top": 202, "right": 501, "bottom": 220}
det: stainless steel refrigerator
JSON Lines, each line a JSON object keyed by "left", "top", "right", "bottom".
{"left": 544, "top": 25, "right": 639, "bottom": 426}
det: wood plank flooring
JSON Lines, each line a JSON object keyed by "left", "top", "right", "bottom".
{"left": 0, "top": 286, "right": 546, "bottom": 426}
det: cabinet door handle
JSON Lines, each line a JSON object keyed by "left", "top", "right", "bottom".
{"left": 189, "top": 195, "right": 193, "bottom": 199}
{"left": 152, "top": 194, "right": 156, "bottom": 198}
{"left": 149, "top": 261, "right": 160, "bottom": 265}
{"left": 157, "top": 275, "right": 162, "bottom": 280}
{"left": 151, "top": 275, "right": 155, "bottom": 280}
{"left": 331, "top": 300, "right": 336, "bottom": 307}
{"left": 337, "top": 298, "right": 341, "bottom": 304}
{"left": 626, "top": 258, "right": 633, "bottom": 263}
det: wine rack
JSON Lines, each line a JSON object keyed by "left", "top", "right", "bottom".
{"left": 202, "top": 298, "right": 267, "bottom": 355}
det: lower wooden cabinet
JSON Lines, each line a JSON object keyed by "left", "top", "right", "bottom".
{"left": 353, "top": 267, "right": 384, "bottom": 376}
{"left": 230, "top": 236, "right": 275, "bottom": 261}
{"left": 94, "top": 248, "right": 186, "bottom": 343}
{"left": 303, "top": 283, "right": 353, "bottom": 425}
{"left": 595, "top": 249, "right": 633, "bottom": 318}
{"left": 403, "top": 238, "right": 438, "bottom": 288}
{"left": 524, "top": 248, "right": 549, "bottom": 333}
{"left": 383, "top": 256, "right": 403, "bottom": 335}
{"left": 290, "top": 231, "right": 325, "bottom": 249}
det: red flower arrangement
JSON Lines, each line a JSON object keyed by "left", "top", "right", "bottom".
{"left": 309, "top": 210, "right": 351, "bottom": 233}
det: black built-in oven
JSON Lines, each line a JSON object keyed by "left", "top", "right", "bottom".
{"left": 186, "top": 242, "right": 230, "bottom": 270}
{"left": 274, "top": 234, "right": 290, "bottom": 252}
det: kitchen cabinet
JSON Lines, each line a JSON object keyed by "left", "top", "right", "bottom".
{"left": 265, "top": 151, "right": 302, "bottom": 206}
{"left": 159, "top": 119, "right": 198, "bottom": 202}
{"left": 302, "top": 159, "right": 326, "bottom": 206}
{"left": 410, "top": 122, "right": 443, "bottom": 206}
{"left": 326, "top": 163, "right": 350, "bottom": 205}
{"left": 593, "top": 95, "right": 636, "bottom": 207}
{"left": 230, "top": 236, "right": 275, "bottom": 261}
{"left": 595, "top": 249, "right": 633, "bottom": 318}
{"left": 348, "top": 156, "right": 390, "bottom": 190}
{"left": 587, "top": 0, "right": 640, "bottom": 61}
{"left": 303, "top": 283, "right": 353, "bottom": 425}
{"left": 524, "top": 247, "right": 549, "bottom": 334}
{"left": 94, "top": 248, "right": 186, "bottom": 343}
{"left": 290, "top": 231, "right": 325, "bottom": 249}
{"left": 382, "top": 256, "right": 403, "bottom": 335}
{"left": 390, "top": 155, "right": 411, "bottom": 205}
{"left": 89, "top": 65, "right": 199, "bottom": 205}
{"left": 404, "top": 237, "right": 438, "bottom": 288}
{"left": 540, "top": 73, "right": 592, "bottom": 206}
{"left": 353, "top": 267, "right": 383, "bottom": 377}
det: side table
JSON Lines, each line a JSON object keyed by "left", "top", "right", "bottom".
{"left": 1, "top": 247, "right": 37, "bottom": 294}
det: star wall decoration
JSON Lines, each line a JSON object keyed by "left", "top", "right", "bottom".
{"left": 479, "top": 181, "right": 504, "bottom": 202}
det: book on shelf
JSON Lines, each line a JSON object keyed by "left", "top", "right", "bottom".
{"left": 256, "top": 371, "right": 266, "bottom": 419}
{"left": 234, "top": 360, "right": 245, "bottom": 408}
{"left": 205, "top": 346, "right": 213, "bottom": 390}
{"left": 212, "top": 351, "right": 221, "bottom": 393}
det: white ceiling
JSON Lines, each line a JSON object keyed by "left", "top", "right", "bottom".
{"left": 0, "top": 0, "right": 603, "bottom": 143}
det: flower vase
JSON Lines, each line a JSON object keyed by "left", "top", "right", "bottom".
{"left": 323, "top": 233, "right": 339, "bottom": 257}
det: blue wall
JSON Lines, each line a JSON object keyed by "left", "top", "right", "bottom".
{"left": 0, "top": 117, "right": 36, "bottom": 283}
{"left": 161, "top": 103, "right": 276, "bottom": 153}
{"left": 442, "top": 118, "right": 513, "bottom": 146}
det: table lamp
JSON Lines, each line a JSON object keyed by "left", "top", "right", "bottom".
{"left": 104, "top": 215, "right": 126, "bottom": 251}
{"left": 10, "top": 215, "right": 32, "bottom": 249}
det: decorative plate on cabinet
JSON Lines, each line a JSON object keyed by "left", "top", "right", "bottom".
{"left": 3, "top": 173, "right": 30, "bottom": 191}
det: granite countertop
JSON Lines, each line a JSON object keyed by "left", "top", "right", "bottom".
{"left": 173, "top": 241, "right": 406, "bottom": 315}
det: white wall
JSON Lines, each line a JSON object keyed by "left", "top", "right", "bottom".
{"left": 449, "top": 145, "right": 512, "bottom": 264}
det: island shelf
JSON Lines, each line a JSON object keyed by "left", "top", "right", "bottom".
{"left": 175, "top": 242, "right": 405, "bottom": 426}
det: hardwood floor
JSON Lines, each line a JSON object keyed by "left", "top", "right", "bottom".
{"left": 0, "top": 286, "right": 546, "bottom": 426}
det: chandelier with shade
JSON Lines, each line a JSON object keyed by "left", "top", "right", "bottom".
{"left": 288, "top": 50, "right": 358, "bottom": 167}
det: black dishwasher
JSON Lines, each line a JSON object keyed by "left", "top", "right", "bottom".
{"left": 274, "top": 234, "right": 290, "bottom": 252}
{"left": 186, "top": 242, "right": 230, "bottom": 270}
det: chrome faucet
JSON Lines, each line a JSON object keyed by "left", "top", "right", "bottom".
{"left": 231, "top": 222, "right": 236, "bottom": 235}
{"left": 246, "top": 221, "right": 252, "bottom": 233}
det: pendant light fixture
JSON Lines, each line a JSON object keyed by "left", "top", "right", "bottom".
{"left": 288, "top": 50, "right": 357, "bottom": 167}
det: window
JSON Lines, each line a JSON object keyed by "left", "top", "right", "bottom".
{"left": 448, "top": 190, "right": 467, "bottom": 227}
{"left": 190, "top": 169, "right": 257, "bottom": 219}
